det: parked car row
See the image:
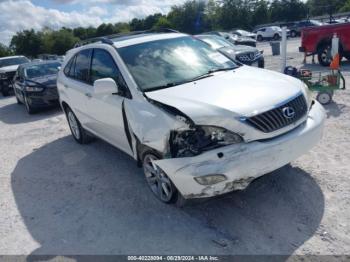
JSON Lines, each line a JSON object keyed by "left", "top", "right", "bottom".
{"left": 0, "top": 30, "right": 326, "bottom": 206}
{"left": 0, "top": 56, "right": 30, "bottom": 96}
{"left": 195, "top": 34, "right": 264, "bottom": 68}
{"left": 205, "top": 31, "right": 257, "bottom": 47}
{"left": 13, "top": 61, "right": 61, "bottom": 114}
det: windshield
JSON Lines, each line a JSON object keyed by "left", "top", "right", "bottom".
{"left": 197, "top": 35, "right": 233, "bottom": 49}
{"left": 118, "top": 36, "right": 237, "bottom": 91}
{"left": 25, "top": 62, "right": 61, "bottom": 79}
{"left": 236, "top": 30, "right": 250, "bottom": 36}
{"left": 0, "top": 57, "right": 29, "bottom": 68}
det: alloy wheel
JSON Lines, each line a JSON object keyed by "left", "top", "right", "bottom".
{"left": 143, "top": 154, "right": 174, "bottom": 202}
{"left": 67, "top": 111, "right": 81, "bottom": 140}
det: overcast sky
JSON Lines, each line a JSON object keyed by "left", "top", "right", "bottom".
{"left": 0, "top": 0, "right": 187, "bottom": 45}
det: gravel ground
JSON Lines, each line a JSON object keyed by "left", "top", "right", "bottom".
{"left": 0, "top": 38, "right": 349, "bottom": 256}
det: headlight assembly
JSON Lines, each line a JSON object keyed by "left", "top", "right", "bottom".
{"left": 301, "top": 82, "right": 313, "bottom": 108}
{"left": 25, "top": 82, "right": 44, "bottom": 92}
{"left": 170, "top": 125, "right": 243, "bottom": 158}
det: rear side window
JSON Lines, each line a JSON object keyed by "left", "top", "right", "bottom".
{"left": 74, "top": 49, "right": 91, "bottom": 83}
{"left": 91, "top": 49, "right": 126, "bottom": 89}
{"left": 63, "top": 56, "right": 74, "bottom": 76}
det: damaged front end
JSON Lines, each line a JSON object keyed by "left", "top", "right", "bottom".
{"left": 168, "top": 126, "right": 243, "bottom": 158}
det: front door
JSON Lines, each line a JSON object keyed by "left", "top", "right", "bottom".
{"left": 85, "top": 48, "right": 132, "bottom": 155}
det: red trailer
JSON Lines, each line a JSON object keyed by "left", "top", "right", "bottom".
{"left": 299, "top": 22, "right": 350, "bottom": 66}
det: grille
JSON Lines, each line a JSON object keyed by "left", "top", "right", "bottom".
{"left": 237, "top": 51, "right": 261, "bottom": 62}
{"left": 245, "top": 94, "right": 307, "bottom": 133}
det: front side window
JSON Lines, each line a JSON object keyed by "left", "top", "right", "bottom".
{"left": 91, "top": 49, "right": 121, "bottom": 85}
{"left": 74, "top": 49, "right": 91, "bottom": 83}
{"left": 118, "top": 36, "right": 237, "bottom": 91}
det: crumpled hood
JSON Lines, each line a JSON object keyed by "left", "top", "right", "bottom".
{"left": 145, "top": 66, "right": 303, "bottom": 121}
{"left": 29, "top": 74, "right": 57, "bottom": 87}
{"left": 0, "top": 65, "right": 19, "bottom": 73}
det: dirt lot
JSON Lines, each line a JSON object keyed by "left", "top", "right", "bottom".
{"left": 0, "top": 38, "right": 350, "bottom": 256}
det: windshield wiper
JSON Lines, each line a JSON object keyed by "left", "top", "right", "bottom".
{"left": 144, "top": 67, "right": 236, "bottom": 92}
{"left": 207, "top": 67, "right": 236, "bottom": 73}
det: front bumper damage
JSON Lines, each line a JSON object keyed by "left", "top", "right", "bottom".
{"left": 153, "top": 101, "right": 326, "bottom": 199}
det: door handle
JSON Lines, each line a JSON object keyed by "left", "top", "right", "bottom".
{"left": 85, "top": 93, "right": 92, "bottom": 98}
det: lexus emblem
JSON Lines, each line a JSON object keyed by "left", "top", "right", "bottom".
{"left": 282, "top": 106, "right": 295, "bottom": 119}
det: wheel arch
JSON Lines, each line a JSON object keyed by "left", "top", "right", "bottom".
{"left": 317, "top": 37, "right": 344, "bottom": 55}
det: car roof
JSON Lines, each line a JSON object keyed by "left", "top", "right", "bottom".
{"left": 20, "top": 60, "right": 61, "bottom": 69}
{"left": 112, "top": 32, "right": 187, "bottom": 48}
{"left": 0, "top": 55, "right": 26, "bottom": 61}
{"left": 67, "top": 31, "right": 191, "bottom": 59}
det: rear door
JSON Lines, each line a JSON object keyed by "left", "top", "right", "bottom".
{"left": 84, "top": 48, "right": 132, "bottom": 154}
{"left": 61, "top": 49, "right": 92, "bottom": 125}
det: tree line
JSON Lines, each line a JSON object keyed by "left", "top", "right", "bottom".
{"left": 2, "top": 0, "right": 350, "bottom": 58}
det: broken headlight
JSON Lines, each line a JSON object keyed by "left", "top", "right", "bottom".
{"left": 170, "top": 126, "right": 243, "bottom": 158}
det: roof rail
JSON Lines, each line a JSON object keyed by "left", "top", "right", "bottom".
{"left": 74, "top": 28, "right": 179, "bottom": 48}
{"left": 74, "top": 37, "right": 114, "bottom": 48}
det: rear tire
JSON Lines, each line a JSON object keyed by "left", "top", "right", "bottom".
{"left": 273, "top": 34, "right": 280, "bottom": 41}
{"left": 345, "top": 54, "right": 350, "bottom": 61}
{"left": 257, "top": 35, "right": 263, "bottom": 42}
{"left": 65, "top": 107, "right": 94, "bottom": 144}
{"left": 318, "top": 44, "right": 333, "bottom": 66}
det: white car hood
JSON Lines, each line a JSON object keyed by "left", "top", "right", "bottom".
{"left": 145, "top": 66, "right": 303, "bottom": 120}
{"left": 0, "top": 65, "right": 19, "bottom": 73}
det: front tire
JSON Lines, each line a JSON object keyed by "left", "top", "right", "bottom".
{"left": 24, "top": 96, "right": 35, "bottom": 114}
{"left": 16, "top": 95, "right": 22, "bottom": 104}
{"left": 142, "top": 152, "right": 186, "bottom": 206}
{"left": 65, "top": 107, "right": 93, "bottom": 144}
{"left": 291, "top": 30, "right": 297, "bottom": 38}
{"left": 257, "top": 35, "right": 263, "bottom": 42}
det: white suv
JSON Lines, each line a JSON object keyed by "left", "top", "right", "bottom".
{"left": 256, "top": 26, "right": 282, "bottom": 41}
{"left": 57, "top": 31, "right": 325, "bottom": 205}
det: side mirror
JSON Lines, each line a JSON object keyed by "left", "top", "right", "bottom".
{"left": 93, "top": 78, "right": 119, "bottom": 95}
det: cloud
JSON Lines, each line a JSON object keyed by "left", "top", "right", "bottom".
{"left": 0, "top": 0, "right": 187, "bottom": 46}
{"left": 0, "top": 0, "right": 102, "bottom": 45}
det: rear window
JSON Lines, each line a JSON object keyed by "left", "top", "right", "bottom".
{"left": 0, "top": 57, "right": 29, "bottom": 68}
{"left": 25, "top": 62, "right": 61, "bottom": 79}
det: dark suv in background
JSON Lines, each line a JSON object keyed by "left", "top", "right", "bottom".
{"left": 0, "top": 56, "right": 30, "bottom": 96}
{"left": 288, "top": 20, "right": 323, "bottom": 37}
